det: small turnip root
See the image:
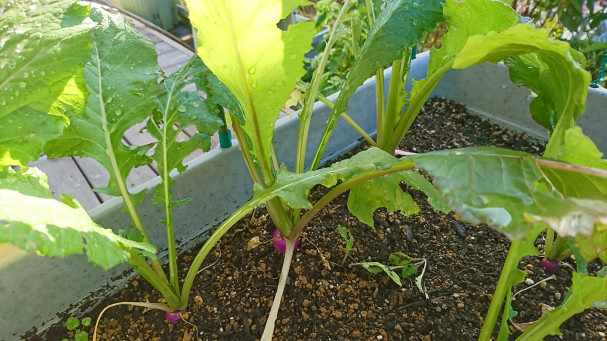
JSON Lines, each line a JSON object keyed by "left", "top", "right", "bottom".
{"left": 165, "top": 309, "right": 186, "bottom": 324}
{"left": 540, "top": 257, "right": 561, "bottom": 272}
{"left": 272, "top": 229, "right": 300, "bottom": 253}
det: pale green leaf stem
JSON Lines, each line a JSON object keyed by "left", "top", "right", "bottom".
{"left": 295, "top": 0, "right": 353, "bottom": 174}
{"left": 147, "top": 57, "right": 223, "bottom": 293}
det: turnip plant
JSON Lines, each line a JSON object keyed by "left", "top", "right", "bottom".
{"left": 1, "top": 0, "right": 607, "bottom": 340}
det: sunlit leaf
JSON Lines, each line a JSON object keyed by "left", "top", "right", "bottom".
{"left": 0, "top": 167, "right": 155, "bottom": 270}
{"left": 44, "top": 7, "right": 161, "bottom": 207}
{"left": 0, "top": 0, "right": 95, "bottom": 166}
{"left": 427, "top": 0, "right": 517, "bottom": 75}
{"left": 185, "top": 0, "right": 316, "bottom": 166}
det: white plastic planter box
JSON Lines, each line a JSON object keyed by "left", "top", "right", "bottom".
{"left": 1, "top": 52, "right": 605, "bottom": 339}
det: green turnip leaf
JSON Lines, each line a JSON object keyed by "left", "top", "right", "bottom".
{"left": 359, "top": 262, "right": 402, "bottom": 286}
{"left": 389, "top": 252, "right": 412, "bottom": 266}
{"left": 337, "top": 224, "right": 354, "bottom": 264}
{"left": 0, "top": 167, "right": 155, "bottom": 270}
{"left": 398, "top": 169, "right": 450, "bottom": 213}
{"left": 574, "top": 228, "right": 607, "bottom": 264}
{"left": 428, "top": 0, "right": 517, "bottom": 76}
{"left": 411, "top": 147, "right": 607, "bottom": 240}
{"left": 188, "top": 56, "right": 244, "bottom": 123}
{"left": 43, "top": 7, "right": 161, "bottom": 208}
{"left": 453, "top": 24, "right": 591, "bottom": 147}
{"left": 554, "top": 127, "right": 607, "bottom": 171}
{"left": 185, "top": 0, "right": 316, "bottom": 165}
{"left": 147, "top": 56, "right": 223, "bottom": 209}
{"left": 253, "top": 147, "right": 409, "bottom": 210}
{"left": 0, "top": 0, "right": 95, "bottom": 167}
{"left": 409, "top": 0, "right": 518, "bottom": 105}
{"left": 348, "top": 172, "right": 419, "bottom": 227}
{"left": 251, "top": 146, "right": 607, "bottom": 247}
{"left": 332, "top": 0, "right": 444, "bottom": 115}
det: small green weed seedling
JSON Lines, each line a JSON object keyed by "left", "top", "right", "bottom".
{"left": 62, "top": 317, "right": 91, "bottom": 341}
{"left": 355, "top": 251, "right": 427, "bottom": 296}
{"left": 337, "top": 224, "right": 355, "bottom": 264}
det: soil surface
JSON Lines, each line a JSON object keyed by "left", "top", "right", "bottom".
{"left": 29, "top": 98, "right": 607, "bottom": 340}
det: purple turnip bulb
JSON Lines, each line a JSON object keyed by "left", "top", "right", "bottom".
{"left": 272, "top": 229, "right": 300, "bottom": 253}
{"left": 165, "top": 309, "right": 186, "bottom": 324}
{"left": 541, "top": 257, "right": 561, "bottom": 272}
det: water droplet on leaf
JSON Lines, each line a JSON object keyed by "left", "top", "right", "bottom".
{"left": 177, "top": 105, "right": 187, "bottom": 112}
{"left": 19, "top": 82, "right": 26, "bottom": 88}
{"left": 248, "top": 66, "right": 256, "bottom": 74}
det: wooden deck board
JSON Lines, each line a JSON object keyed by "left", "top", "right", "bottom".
{"left": 159, "top": 50, "right": 192, "bottom": 71}
{"left": 29, "top": 156, "right": 101, "bottom": 211}
{"left": 71, "top": 157, "right": 113, "bottom": 202}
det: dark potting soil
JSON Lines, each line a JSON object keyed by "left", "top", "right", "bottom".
{"left": 28, "top": 98, "right": 607, "bottom": 341}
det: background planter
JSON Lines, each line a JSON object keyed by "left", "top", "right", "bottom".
{"left": 113, "top": 0, "right": 179, "bottom": 30}
{"left": 1, "top": 52, "right": 606, "bottom": 339}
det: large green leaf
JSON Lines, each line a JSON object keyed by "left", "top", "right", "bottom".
{"left": 148, "top": 57, "right": 223, "bottom": 209}
{"left": 247, "top": 147, "right": 607, "bottom": 243}
{"left": 0, "top": 167, "right": 155, "bottom": 270}
{"left": 555, "top": 127, "right": 607, "bottom": 171}
{"left": 453, "top": 24, "right": 591, "bottom": 146}
{"left": 332, "top": 0, "right": 444, "bottom": 114}
{"left": 427, "top": 0, "right": 517, "bottom": 76}
{"left": 185, "top": 0, "right": 316, "bottom": 166}
{"left": 348, "top": 173, "right": 419, "bottom": 227}
{"left": 0, "top": 0, "right": 95, "bottom": 166}
{"left": 411, "top": 148, "right": 607, "bottom": 240}
{"left": 44, "top": 7, "right": 161, "bottom": 204}
{"left": 254, "top": 148, "right": 409, "bottom": 210}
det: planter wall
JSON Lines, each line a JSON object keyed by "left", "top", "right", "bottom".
{"left": 1, "top": 52, "right": 606, "bottom": 339}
